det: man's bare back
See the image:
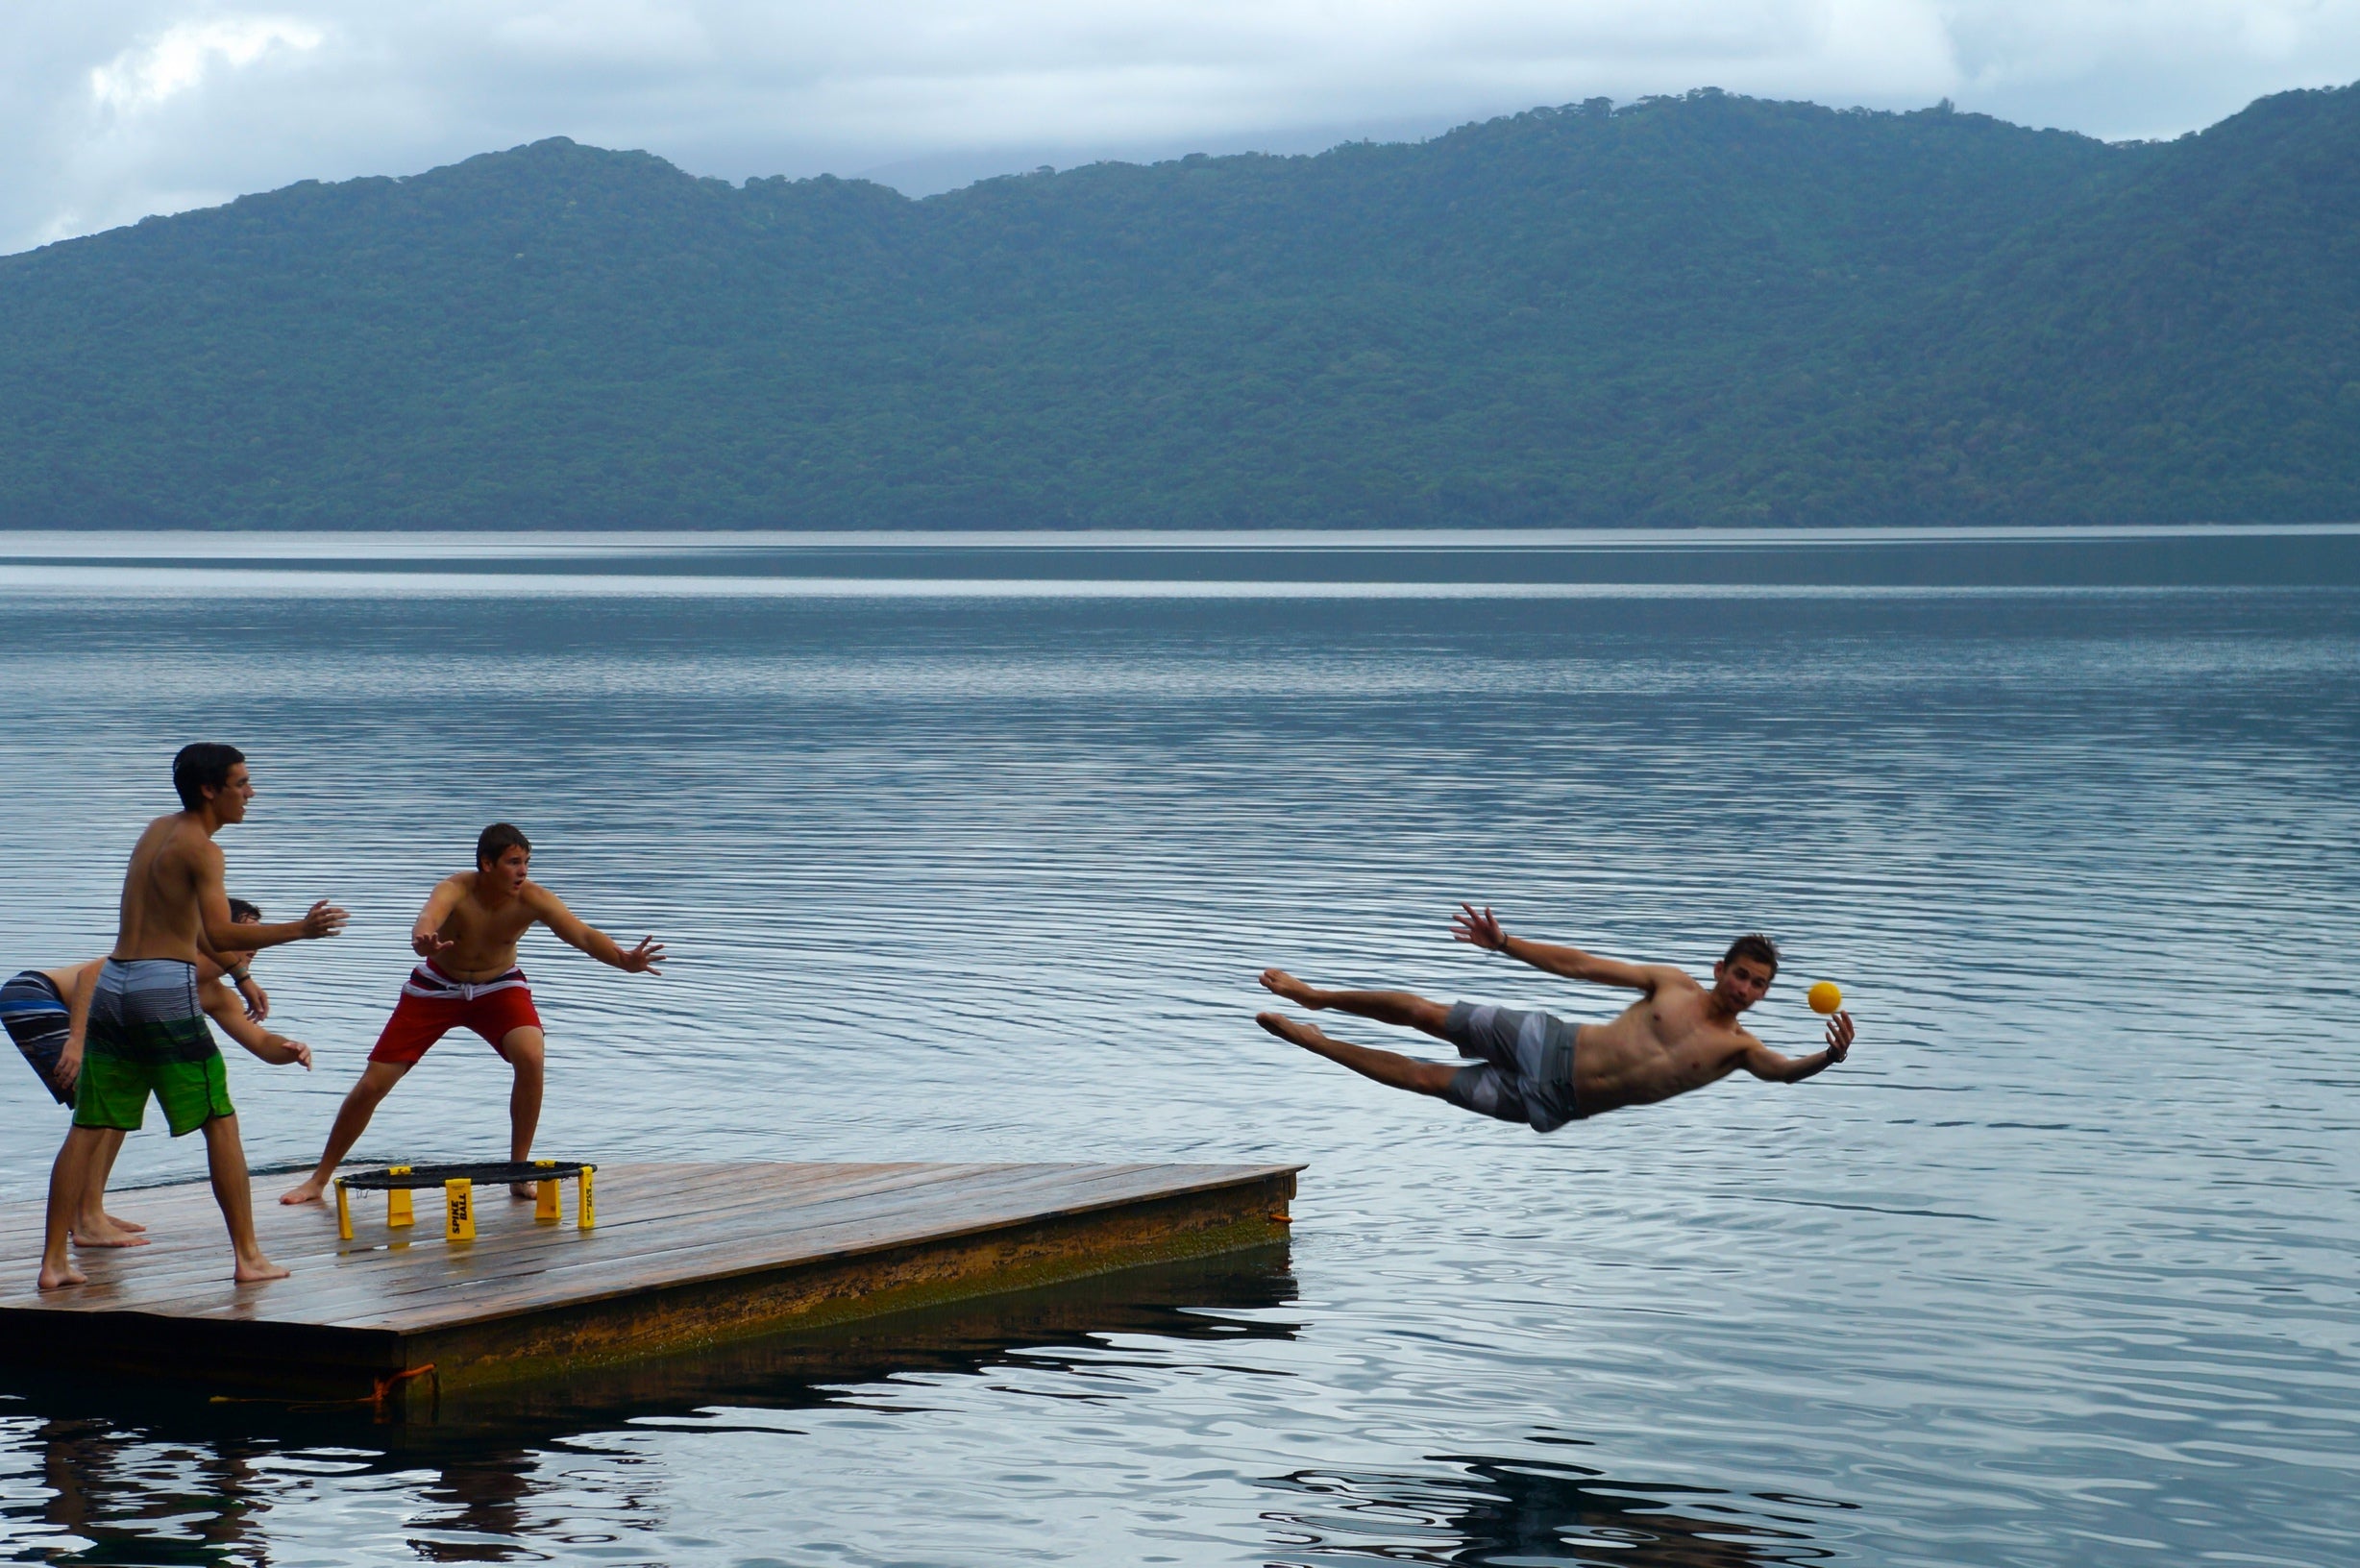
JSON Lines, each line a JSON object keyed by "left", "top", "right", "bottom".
{"left": 111, "top": 816, "right": 214, "bottom": 965}
{"left": 1254, "top": 904, "right": 1855, "bottom": 1130}
{"left": 112, "top": 783, "right": 343, "bottom": 966}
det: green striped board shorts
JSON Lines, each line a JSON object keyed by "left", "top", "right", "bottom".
{"left": 74, "top": 959, "right": 233, "bottom": 1138}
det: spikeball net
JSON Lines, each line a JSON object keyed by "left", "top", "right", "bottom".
{"left": 334, "top": 1160, "right": 597, "bottom": 1239}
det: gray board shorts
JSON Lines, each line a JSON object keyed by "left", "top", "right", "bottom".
{"left": 1440, "top": 1001, "right": 1585, "bottom": 1133}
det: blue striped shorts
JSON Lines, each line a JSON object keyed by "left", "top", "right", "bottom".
{"left": 2, "top": 970, "right": 74, "bottom": 1106}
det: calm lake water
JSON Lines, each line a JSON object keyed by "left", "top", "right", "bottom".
{"left": 0, "top": 527, "right": 2353, "bottom": 1567}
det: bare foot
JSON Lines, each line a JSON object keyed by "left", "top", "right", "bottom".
{"left": 234, "top": 1254, "right": 291, "bottom": 1284}
{"left": 37, "top": 1261, "right": 86, "bottom": 1291}
{"left": 1257, "top": 1011, "right": 1337, "bottom": 1052}
{"left": 69, "top": 1217, "right": 151, "bottom": 1249}
{"left": 105, "top": 1212, "right": 146, "bottom": 1233}
{"left": 1259, "top": 969, "right": 1325, "bottom": 1008}
{"left": 509, "top": 1184, "right": 537, "bottom": 1201}
{"left": 279, "top": 1178, "right": 326, "bottom": 1206}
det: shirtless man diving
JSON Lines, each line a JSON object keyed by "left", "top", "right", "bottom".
{"left": 1257, "top": 905, "right": 1856, "bottom": 1131}
{"left": 37, "top": 745, "right": 346, "bottom": 1289}
{"left": 280, "top": 822, "right": 663, "bottom": 1207}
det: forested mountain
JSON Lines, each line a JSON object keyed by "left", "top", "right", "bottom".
{"left": 4, "top": 84, "right": 2357, "bottom": 528}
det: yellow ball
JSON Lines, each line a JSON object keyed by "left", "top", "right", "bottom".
{"left": 1807, "top": 981, "right": 1844, "bottom": 1015}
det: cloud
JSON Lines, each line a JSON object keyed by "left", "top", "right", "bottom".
{"left": 488, "top": 2, "right": 713, "bottom": 69}
{"left": 88, "top": 14, "right": 325, "bottom": 114}
{"left": 7, "top": 0, "right": 2360, "bottom": 255}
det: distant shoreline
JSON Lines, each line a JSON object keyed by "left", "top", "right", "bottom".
{"left": 8, "top": 86, "right": 2357, "bottom": 534}
{"left": 3, "top": 523, "right": 2357, "bottom": 551}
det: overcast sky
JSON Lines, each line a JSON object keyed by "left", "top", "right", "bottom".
{"left": 9, "top": 1, "right": 2359, "bottom": 255}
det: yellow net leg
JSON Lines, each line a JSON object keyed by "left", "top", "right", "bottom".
{"left": 335, "top": 1180, "right": 353, "bottom": 1241}
{"left": 444, "top": 1178, "right": 476, "bottom": 1241}
{"left": 387, "top": 1165, "right": 414, "bottom": 1228}
{"left": 534, "top": 1159, "right": 560, "bottom": 1223}
{"left": 577, "top": 1165, "right": 596, "bottom": 1230}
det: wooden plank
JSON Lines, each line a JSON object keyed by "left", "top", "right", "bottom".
{"left": 6, "top": 1162, "right": 1294, "bottom": 1312}
{"left": 280, "top": 1163, "right": 1057, "bottom": 1321}
{"left": 3, "top": 1161, "right": 1157, "bottom": 1325}
{"left": 345, "top": 1164, "right": 1235, "bottom": 1328}
{"left": 0, "top": 1161, "right": 1300, "bottom": 1404}
{"left": 365, "top": 1184, "right": 1217, "bottom": 1327}
{"left": 0, "top": 1160, "right": 945, "bottom": 1271}
{"left": 2, "top": 1162, "right": 968, "bottom": 1315}
{"left": 453, "top": 1164, "right": 1284, "bottom": 1329}
{"left": 416, "top": 1165, "right": 1229, "bottom": 1294}
{"left": 393, "top": 1171, "right": 1299, "bottom": 1394}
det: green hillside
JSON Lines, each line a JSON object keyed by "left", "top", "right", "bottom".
{"left": 3, "top": 85, "right": 2357, "bottom": 528}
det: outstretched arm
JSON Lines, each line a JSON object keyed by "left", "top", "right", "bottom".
{"left": 524, "top": 885, "right": 664, "bottom": 975}
{"left": 197, "top": 848, "right": 347, "bottom": 953}
{"left": 1450, "top": 905, "right": 1680, "bottom": 992}
{"left": 198, "top": 977, "right": 311, "bottom": 1069}
{"left": 1738, "top": 1012, "right": 1856, "bottom": 1084}
{"left": 411, "top": 876, "right": 469, "bottom": 958}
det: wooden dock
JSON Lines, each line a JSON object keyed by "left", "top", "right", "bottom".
{"left": 0, "top": 1161, "right": 1297, "bottom": 1409}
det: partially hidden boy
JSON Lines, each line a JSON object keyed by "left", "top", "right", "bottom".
{"left": 9, "top": 898, "right": 303, "bottom": 1248}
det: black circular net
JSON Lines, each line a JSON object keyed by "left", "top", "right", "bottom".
{"left": 338, "top": 1161, "right": 592, "bottom": 1189}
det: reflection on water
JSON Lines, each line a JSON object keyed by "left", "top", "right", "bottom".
{"left": 1266, "top": 1454, "right": 1846, "bottom": 1567}
{"left": 5, "top": 1417, "right": 278, "bottom": 1564}
{"left": 2, "top": 1251, "right": 1302, "bottom": 1563}
{"left": 0, "top": 530, "right": 2354, "bottom": 1566}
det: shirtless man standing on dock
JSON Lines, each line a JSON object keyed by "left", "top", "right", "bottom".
{"left": 1256, "top": 906, "right": 1855, "bottom": 1131}
{"left": 280, "top": 823, "right": 663, "bottom": 1208}
{"left": 37, "top": 745, "right": 347, "bottom": 1289}
{"left": 9, "top": 899, "right": 302, "bottom": 1250}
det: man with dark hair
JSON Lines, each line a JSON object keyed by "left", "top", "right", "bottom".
{"left": 172, "top": 743, "right": 244, "bottom": 813}
{"left": 7, "top": 899, "right": 283, "bottom": 1247}
{"left": 280, "top": 822, "right": 664, "bottom": 1208}
{"left": 37, "top": 747, "right": 347, "bottom": 1289}
{"left": 1256, "top": 906, "right": 1855, "bottom": 1132}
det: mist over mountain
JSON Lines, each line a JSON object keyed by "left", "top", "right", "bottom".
{"left": 4, "top": 84, "right": 2356, "bottom": 529}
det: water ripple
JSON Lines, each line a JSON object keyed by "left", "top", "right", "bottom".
{"left": 0, "top": 542, "right": 2351, "bottom": 1565}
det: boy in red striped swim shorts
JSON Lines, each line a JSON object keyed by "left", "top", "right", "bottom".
{"left": 279, "top": 823, "right": 664, "bottom": 1207}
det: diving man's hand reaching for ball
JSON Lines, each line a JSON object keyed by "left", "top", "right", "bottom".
{"left": 1823, "top": 1010, "right": 1855, "bottom": 1064}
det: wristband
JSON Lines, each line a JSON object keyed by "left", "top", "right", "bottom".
{"left": 229, "top": 968, "right": 252, "bottom": 984}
